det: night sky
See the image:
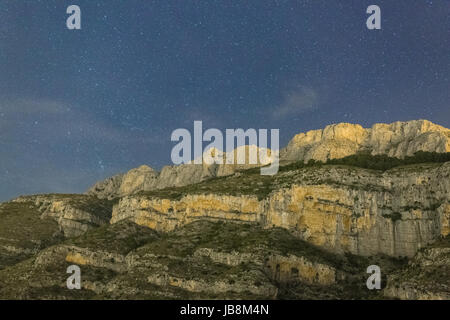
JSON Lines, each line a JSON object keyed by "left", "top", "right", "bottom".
{"left": 0, "top": 0, "right": 449, "bottom": 201}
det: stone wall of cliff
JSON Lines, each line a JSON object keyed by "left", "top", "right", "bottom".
{"left": 87, "top": 120, "right": 450, "bottom": 200}
{"left": 110, "top": 162, "right": 450, "bottom": 258}
{"left": 12, "top": 194, "right": 114, "bottom": 237}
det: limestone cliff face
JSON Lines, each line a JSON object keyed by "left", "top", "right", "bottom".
{"left": 12, "top": 195, "right": 113, "bottom": 237}
{"left": 263, "top": 162, "right": 449, "bottom": 257}
{"left": 111, "top": 194, "right": 262, "bottom": 232}
{"left": 87, "top": 145, "right": 271, "bottom": 199}
{"left": 281, "top": 119, "right": 450, "bottom": 162}
{"left": 87, "top": 173, "right": 124, "bottom": 200}
{"left": 193, "top": 248, "right": 337, "bottom": 286}
{"left": 384, "top": 238, "right": 450, "bottom": 300}
{"left": 65, "top": 247, "right": 127, "bottom": 273}
{"left": 146, "top": 271, "right": 278, "bottom": 298}
{"left": 2, "top": 119, "right": 449, "bottom": 300}
{"left": 265, "top": 254, "right": 336, "bottom": 285}
{"left": 111, "top": 162, "right": 450, "bottom": 258}
{"left": 87, "top": 120, "right": 450, "bottom": 199}
{"left": 88, "top": 164, "right": 217, "bottom": 200}
{"left": 264, "top": 178, "right": 448, "bottom": 257}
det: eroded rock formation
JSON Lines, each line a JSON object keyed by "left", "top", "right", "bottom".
{"left": 110, "top": 163, "right": 450, "bottom": 258}
{"left": 0, "top": 119, "right": 449, "bottom": 300}
{"left": 87, "top": 120, "right": 450, "bottom": 200}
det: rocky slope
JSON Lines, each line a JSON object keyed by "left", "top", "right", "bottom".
{"left": 0, "top": 219, "right": 407, "bottom": 299}
{"left": 111, "top": 162, "right": 450, "bottom": 258}
{"left": 88, "top": 120, "right": 450, "bottom": 200}
{"left": 0, "top": 159, "right": 448, "bottom": 299}
{"left": 0, "top": 195, "right": 114, "bottom": 269}
{"left": 0, "top": 119, "right": 449, "bottom": 300}
{"left": 281, "top": 119, "right": 450, "bottom": 162}
{"left": 0, "top": 201, "right": 62, "bottom": 269}
{"left": 12, "top": 194, "right": 115, "bottom": 237}
{"left": 88, "top": 145, "right": 272, "bottom": 199}
{"left": 384, "top": 236, "right": 450, "bottom": 299}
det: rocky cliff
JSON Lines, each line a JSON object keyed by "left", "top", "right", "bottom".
{"left": 87, "top": 120, "right": 450, "bottom": 200}
{"left": 0, "top": 219, "right": 406, "bottom": 300}
{"left": 110, "top": 162, "right": 450, "bottom": 258}
{"left": 88, "top": 145, "right": 270, "bottom": 199}
{"left": 281, "top": 119, "right": 450, "bottom": 162}
{"left": 0, "top": 119, "right": 449, "bottom": 300}
{"left": 12, "top": 194, "right": 114, "bottom": 237}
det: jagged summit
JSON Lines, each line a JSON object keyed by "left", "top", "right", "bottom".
{"left": 281, "top": 119, "right": 449, "bottom": 162}
{"left": 88, "top": 119, "right": 450, "bottom": 199}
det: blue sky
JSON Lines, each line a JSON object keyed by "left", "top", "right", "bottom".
{"left": 0, "top": 0, "right": 449, "bottom": 201}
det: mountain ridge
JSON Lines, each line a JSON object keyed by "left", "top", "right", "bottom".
{"left": 88, "top": 119, "right": 450, "bottom": 199}
{"left": 0, "top": 119, "right": 449, "bottom": 300}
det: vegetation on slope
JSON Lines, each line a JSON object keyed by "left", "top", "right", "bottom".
{"left": 137, "top": 152, "right": 449, "bottom": 201}
{"left": 0, "top": 152, "right": 448, "bottom": 299}
{"left": 19, "top": 194, "right": 117, "bottom": 221}
{"left": 66, "top": 220, "right": 160, "bottom": 255}
{"left": 384, "top": 235, "right": 450, "bottom": 299}
{"left": 0, "top": 220, "right": 408, "bottom": 299}
{"left": 0, "top": 201, "right": 63, "bottom": 269}
{"left": 326, "top": 151, "right": 450, "bottom": 171}
{"left": 280, "top": 151, "right": 450, "bottom": 172}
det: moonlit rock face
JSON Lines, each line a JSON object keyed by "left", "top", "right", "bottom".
{"left": 281, "top": 119, "right": 450, "bottom": 162}
{"left": 118, "top": 165, "right": 158, "bottom": 197}
{"left": 87, "top": 120, "right": 450, "bottom": 199}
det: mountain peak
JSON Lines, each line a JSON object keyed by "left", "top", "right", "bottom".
{"left": 88, "top": 119, "right": 449, "bottom": 199}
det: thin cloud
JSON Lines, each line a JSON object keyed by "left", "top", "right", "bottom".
{"left": 0, "top": 97, "right": 167, "bottom": 201}
{"left": 0, "top": 98, "right": 70, "bottom": 115}
{"left": 0, "top": 97, "right": 139, "bottom": 145}
{"left": 273, "top": 86, "right": 318, "bottom": 118}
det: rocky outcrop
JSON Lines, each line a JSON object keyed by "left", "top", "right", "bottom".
{"left": 12, "top": 195, "right": 114, "bottom": 237}
{"left": 0, "top": 216, "right": 440, "bottom": 300}
{"left": 86, "top": 173, "right": 124, "bottom": 200}
{"left": 34, "top": 244, "right": 126, "bottom": 273}
{"left": 111, "top": 162, "right": 450, "bottom": 258}
{"left": 16, "top": 220, "right": 356, "bottom": 299}
{"left": 281, "top": 119, "right": 450, "bottom": 162}
{"left": 1, "top": 119, "right": 449, "bottom": 300}
{"left": 265, "top": 254, "right": 336, "bottom": 285}
{"left": 87, "top": 146, "right": 272, "bottom": 199}
{"left": 193, "top": 248, "right": 257, "bottom": 267}
{"left": 65, "top": 247, "right": 127, "bottom": 273}
{"left": 146, "top": 271, "right": 278, "bottom": 298}
{"left": 384, "top": 237, "right": 450, "bottom": 300}
{"left": 111, "top": 194, "right": 261, "bottom": 232}
{"left": 87, "top": 120, "right": 450, "bottom": 200}
{"left": 264, "top": 168, "right": 450, "bottom": 257}
{"left": 192, "top": 248, "right": 337, "bottom": 285}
